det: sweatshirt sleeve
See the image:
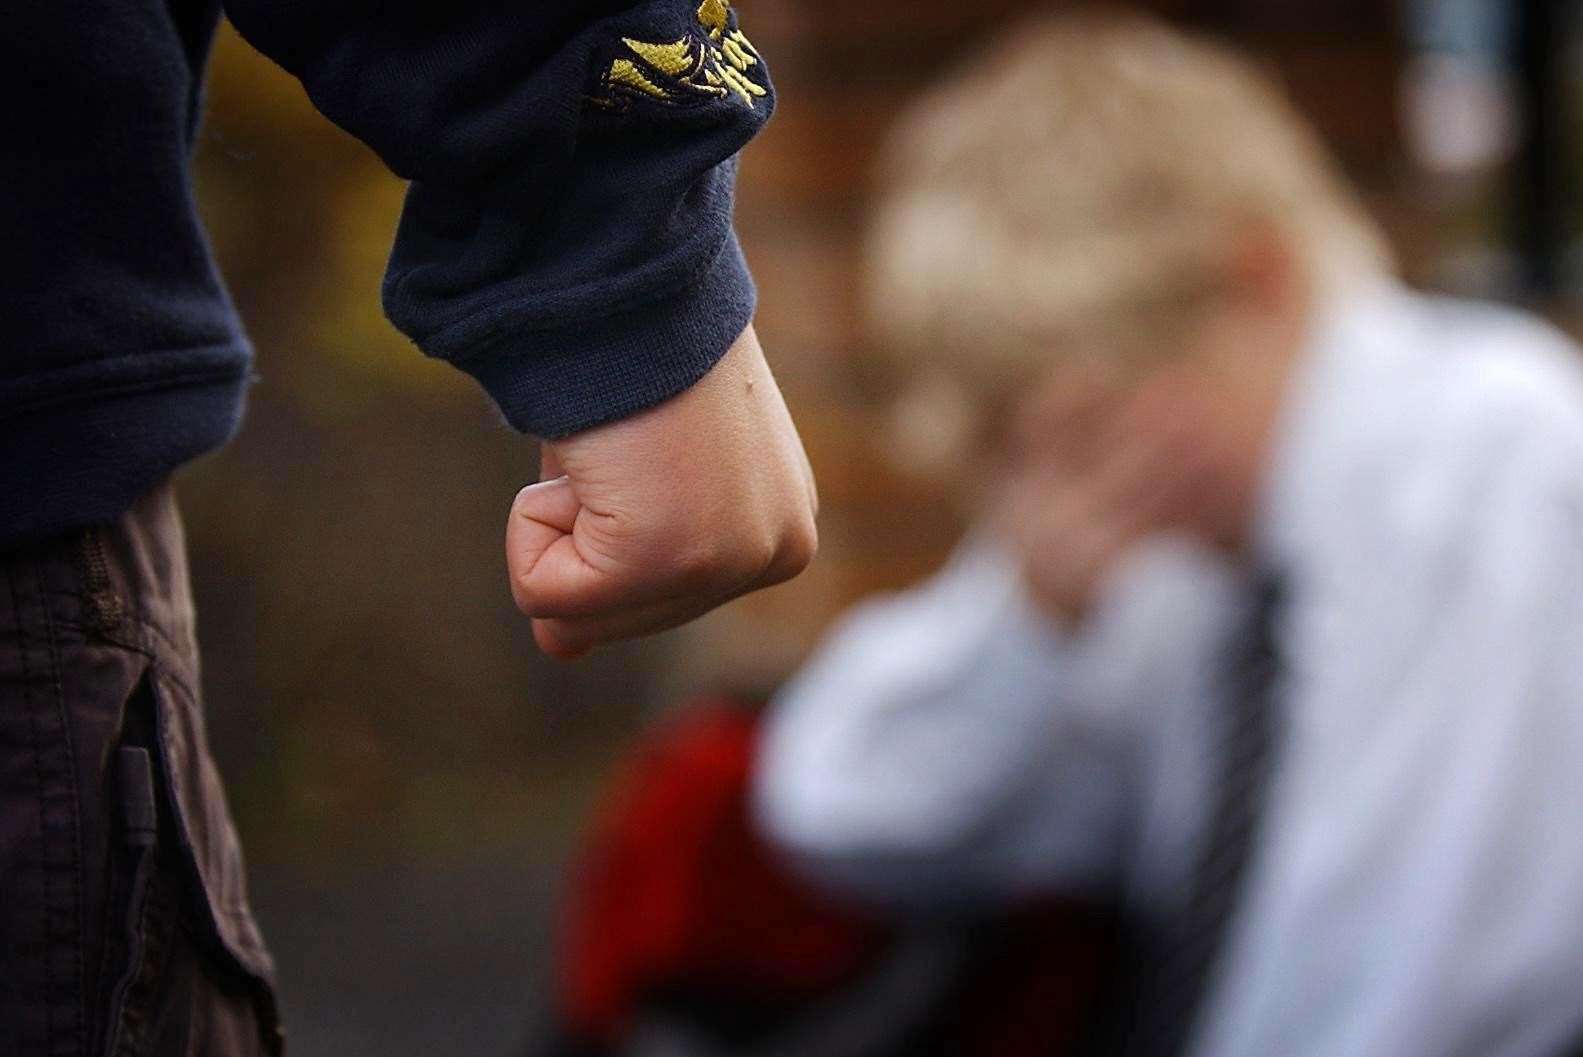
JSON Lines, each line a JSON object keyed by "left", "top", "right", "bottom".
{"left": 222, "top": 0, "right": 773, "bottom": 437}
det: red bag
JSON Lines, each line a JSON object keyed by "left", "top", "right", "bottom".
{"left": 547, "top": 701, "right": 1117, "bottom": 1057}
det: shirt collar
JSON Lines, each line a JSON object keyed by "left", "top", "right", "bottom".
{"left": 1249, "top": 279, "right": 1420, "bottom": 577}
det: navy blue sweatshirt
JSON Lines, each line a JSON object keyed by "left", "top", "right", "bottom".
{"left": 1, "top": 0, "right": 772, "bottom": 549}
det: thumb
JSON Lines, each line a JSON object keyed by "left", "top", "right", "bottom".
{"left": 506, "top": 477, "right": 582, "bottom": 613}
{"left": 506, "top": 477, "right": 630, "bottom": 619}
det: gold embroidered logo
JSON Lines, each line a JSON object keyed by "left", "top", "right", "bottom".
{"left": 591, "top": 0, "right": 767, "bottom": 111}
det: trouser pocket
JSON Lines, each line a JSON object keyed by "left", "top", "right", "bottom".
{"left": 97, "top": 676, "right": 281, "bottom": 1057}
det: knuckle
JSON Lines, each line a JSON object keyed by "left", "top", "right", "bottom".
{"left": 658, "top": 500, "right": 820, "bottom": 597}
{"left": 761, "top": 514, "right": 819, "bottom": 586}
{"left": 655, "top": 545, "right": 736, "bottom": 601}
{"left": 783, "top": 514, "right": 820, "bottom": 572}
{"left": 513, "top": 586, "right": 547, "bottom": 618}
{"left": 512, "top": 571, "right": 571, "bottom": 619}
{"left": 509, "top": 572, "right": 537, "bottom": 616}
{"left": 534, "top": 620, "right": 587, "bottom": 660}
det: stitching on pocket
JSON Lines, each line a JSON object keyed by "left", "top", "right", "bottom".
{"left": 106, "top": 853, "right": 180, "bottom": 1057}
{"left": 140, "top": 670, "right": 278, "bottom": 988}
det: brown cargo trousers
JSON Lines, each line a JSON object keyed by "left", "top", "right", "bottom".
{"left": 1, "top": 484, "right": 283, "bottom": 1056}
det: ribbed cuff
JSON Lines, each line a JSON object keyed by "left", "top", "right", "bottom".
{"left": 457, "top": 233, "right": 756, "bottom": 438}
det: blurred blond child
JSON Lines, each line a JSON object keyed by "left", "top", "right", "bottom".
{"left": 756, "top": 11, "right": 1583, "bottom": 1057}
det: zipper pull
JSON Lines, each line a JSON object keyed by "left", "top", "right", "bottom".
{"left": 118, "top": 747, "right": 157, "bottom": 849}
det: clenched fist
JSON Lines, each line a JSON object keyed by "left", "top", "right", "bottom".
{"left": 507, "top": 324, "right": 818, "bottom": 659}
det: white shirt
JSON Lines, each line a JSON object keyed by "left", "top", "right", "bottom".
{"left": 753, "top": 285, "right": 1583, "bottom": 1057}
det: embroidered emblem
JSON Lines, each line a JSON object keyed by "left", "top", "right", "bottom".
{"left": 590, "top": 0, "right": 767, "bottom": 111}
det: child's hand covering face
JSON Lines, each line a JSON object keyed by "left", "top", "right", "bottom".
{"left": 996, "top": 362, "right": 1230, "bottom": 626}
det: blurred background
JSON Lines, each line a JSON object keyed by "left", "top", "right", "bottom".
{"left": 183, "top": 2, "right": 1583, "bottom": 1053}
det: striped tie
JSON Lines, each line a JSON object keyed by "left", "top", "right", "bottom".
{"left": 1095, "top": 575, "right": 1283, "bottom": 1057}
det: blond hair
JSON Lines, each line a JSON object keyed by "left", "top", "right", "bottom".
{"left": 866, "top": 9, "right": 1393, "bottom": 471}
